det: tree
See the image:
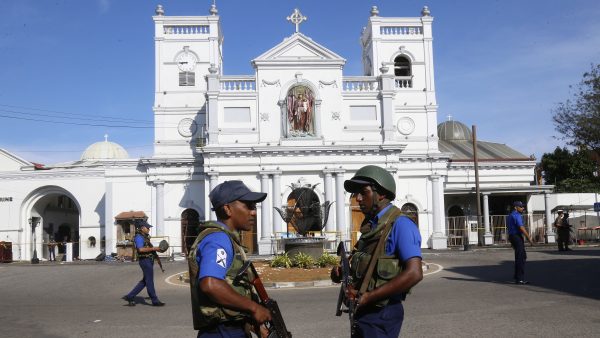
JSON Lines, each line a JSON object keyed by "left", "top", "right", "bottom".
{"left": 540, "top": 147, "right": 600, "bottom": 193}
{"left": 553, "top": 64, "right": 600, "bottom": 151}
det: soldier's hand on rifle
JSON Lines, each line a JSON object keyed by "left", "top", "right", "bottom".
{"left": 250, "top": 303, "right": 272, "bottom": 325}
{"left": 330, "top": 265, "right": 342, "bottom": 283}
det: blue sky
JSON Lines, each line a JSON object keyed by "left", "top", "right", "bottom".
{"left": 1, "top": 0, "right": 599, "bottom": 164}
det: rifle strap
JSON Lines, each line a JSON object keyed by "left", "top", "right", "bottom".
{"left": 357, "top": 208, "right": 402, "bottom": 296}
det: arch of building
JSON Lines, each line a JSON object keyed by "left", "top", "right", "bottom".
{"left": 20, "top": 185, "right": 81, "bottom": 261}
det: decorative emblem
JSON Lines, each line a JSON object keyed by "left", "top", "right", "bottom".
{"left": 331, "top": 112, "right": 340, "bottom": 120}
{"left": 287, "top": 8, "right": 307, "bottom": 33}
{"left": 260, "top": 113, "right": 270, "bottom": 122}
{"left": 396, "top": 117, "right": 415, "bottom": 135}
{"left": 319, "top": 80, "right": 338, "bottom": 88}
{"left": 178, "top": 118, "right": 197, "bottom": 137}
{"left": 261, "top": 79, "right": 281, "bottom": 87}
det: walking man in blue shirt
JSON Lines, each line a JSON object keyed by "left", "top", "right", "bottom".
{"left": 507, "top": 201, "right": 533, "bottom": 284}
{"left": 123, "top": 219, "right": 165, "bottom": 306}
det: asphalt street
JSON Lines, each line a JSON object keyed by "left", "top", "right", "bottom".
{"left": 0, "top": 246, "right": 598, "bottom": 337}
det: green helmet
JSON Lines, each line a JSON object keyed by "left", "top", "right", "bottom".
{"left": 344, "top": 165, "right": 396, "bottom": 200}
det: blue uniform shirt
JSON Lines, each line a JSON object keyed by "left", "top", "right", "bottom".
{"left": 133, "top": 234, "right": 145, "bottom": 249}
{"left": 369, "top": 204, "right": 422, "bottom": 262}
{"left": 196, "top": 222, "right": 235, "bottom": 281}
{"left": 507, "top": 210, "right": 524, "bottom": 235}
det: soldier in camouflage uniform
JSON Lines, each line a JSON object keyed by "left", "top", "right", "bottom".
{"left": 333, "top": 165, "right": 423, "bottom": 338}
{"left": 188, "top": 181, "right": 271, "bottom": 338}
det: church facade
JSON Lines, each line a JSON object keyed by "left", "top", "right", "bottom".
{"left": 0, "top": 5, "right": 551, "bottom": 262}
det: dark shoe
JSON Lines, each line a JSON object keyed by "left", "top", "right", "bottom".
{"left": 122, "top": 295, "right": 135, "bottom": 306}
{"left": 516, "top": 280, "right": 530, "bottom": 285}
{"left": 565, "top": 248, "right": 573, "bottom": 251}
{"left": 152, "top": 301, "right": 165, "bottom": 307}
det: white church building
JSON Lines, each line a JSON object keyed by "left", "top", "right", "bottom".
{"left": 0, "top": 5, "right": 555, "bottom": 262}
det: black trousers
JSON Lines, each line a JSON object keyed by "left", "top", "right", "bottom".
{"left": 557, "top": 228, "right": 570, "bottom": 250}
{"left": 508, "top": 234, "right": 526, "bottom": 281}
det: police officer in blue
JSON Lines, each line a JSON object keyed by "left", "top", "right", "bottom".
{"left": 507, "top": 201, "right": 533, "bottom": 284}
{"left": 333, "top": 165, "right": 423, "bottom": 338}
{"left": 188, "top": 180, "right": 271, "bottom": 337}
{"left": 123, "top": 219, "right": 165, "bottom": 306}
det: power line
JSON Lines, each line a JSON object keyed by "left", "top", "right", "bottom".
{"left": 0, "top": 108, "right": 154, "bottom": 125}
{"left": 0, "top": 104, "right": 153, "bottom": 123}
{"left": 0, "top": 114, "right": 155, "bottom": 128}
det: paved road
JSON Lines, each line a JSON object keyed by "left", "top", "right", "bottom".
{"left": 0, "top": 247, "right": 599, "bottom": 337}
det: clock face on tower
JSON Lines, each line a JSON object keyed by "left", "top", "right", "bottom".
{"left": 176, "top": 52, "right": 197, "bottom": 72}
{"left": 178, "top": 118, "right": 198, "bottom": 137}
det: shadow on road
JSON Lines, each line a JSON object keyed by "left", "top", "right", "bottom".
{"left": 443, "top": 249, "right": 600, "bottom": 300}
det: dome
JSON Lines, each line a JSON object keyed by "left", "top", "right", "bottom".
{"left": 81, "top": 136, "right": 129, "bottom": 161}
{"left": 437, "top": 120, "right": 472, "bottom": 141}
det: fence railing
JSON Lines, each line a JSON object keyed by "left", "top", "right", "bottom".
{"left": 446, "top": 214, "right": 548, "bottom": 247}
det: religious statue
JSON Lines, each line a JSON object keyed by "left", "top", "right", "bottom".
{"left": 286, "top": 86, "right": 314, "bottom": 136}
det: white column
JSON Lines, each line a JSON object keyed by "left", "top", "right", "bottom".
{"left": 324, "top": 171, "right": 334, "bottom": 232}
{"left": 104, "top": 181, "right": 115, "bottom": 254}
{"left": 272, "top": 173, "right": 282, "bottom": 235}
{"left": 208, "top": 173, "right": 219, "bottom": 220}
{"left": 430, "top": 175, "right": 447, "bottom": 249}
{"left": 334, "top": 171, "right": 347, "bottom": 241}
{"left": 483, "top": 193, "right": 493, "bottom": 245}
{"left": 155, "top": 181, "right": 165, "bottom": 237}
{"left": 544, "top": 192, "right": 556, "bottom": 243}
{"left": 258, "top": 173, "right": 273, "bottom": 255}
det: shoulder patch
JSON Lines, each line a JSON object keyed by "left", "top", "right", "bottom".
{"left": 216, "top": 247, "right": 227, "bottom": 268}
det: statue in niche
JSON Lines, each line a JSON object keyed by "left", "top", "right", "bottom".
{"left": 286, "top": 85, "right": 314, "bottom": 137}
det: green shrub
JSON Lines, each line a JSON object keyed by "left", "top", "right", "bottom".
{"left": 292, "top": 252, "right": 316, "bottom": 269}
{"left": 270, "top": 253, "right": 292, "bottom": 268}
{"left": 317, "top": 252, "right": 339, "bottom": 267}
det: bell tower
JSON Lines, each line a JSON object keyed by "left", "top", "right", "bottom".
{"left": 152, "top": 4, "right": 223, "bottom": 157}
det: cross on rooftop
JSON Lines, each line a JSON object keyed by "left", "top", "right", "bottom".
{"left": 287, "top": 8, "right": 307, "bottom": 33}
{"left": 447, "top": 114, "right": 453, "bottom": 121}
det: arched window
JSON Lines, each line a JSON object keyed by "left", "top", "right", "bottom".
{"left": 401, "top": 203, "right": 419, "bottom": 227}
{"left": 394, "top": 55, "right": 411, "bottom": 77}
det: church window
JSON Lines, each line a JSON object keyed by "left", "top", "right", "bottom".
{"left": 179, "top": 71, "right": 195, "bottom": 86}
{"left": 285, "top": 86, "right": 315, "bottom": 137}
{"left": 394, "top": 56, "right": 411, "bottom": 77}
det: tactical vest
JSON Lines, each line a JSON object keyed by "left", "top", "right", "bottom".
{"left": 135, "top": 233, "right": 154, "bottom": 259}
{"left": 187, "top": 222, "right": 255, "bottom": 330}
{"left": 350, "top": 205, "right": 404, "bottom": 306}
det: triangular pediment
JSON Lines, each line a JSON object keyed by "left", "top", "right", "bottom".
{"left": 0, "top": 148, "right": 32, "bottom": 172}
{"left": 253, "top": 33, "right": 345, "bottom": 66}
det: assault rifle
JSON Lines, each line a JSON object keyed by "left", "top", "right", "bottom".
{"left": 152, "top": 250, "right": 165, "bottom": 273}
{"left": 238, "top": 261, "right": 292, "bottom": 338}
{"left": 335, "top": 241, "right": 358, "bottom": 336}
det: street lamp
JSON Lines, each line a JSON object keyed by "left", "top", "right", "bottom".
{"left": 29, "top": 217, "right": 40, "bottom": 264}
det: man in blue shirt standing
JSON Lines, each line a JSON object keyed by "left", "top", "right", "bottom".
{"left": 189, "top": 181, "right": 272, "bottom": 337}
{"left": 332, "top": 165, "right": 423, "bottom": 338}
{"left": 507, "top": 201, "right": 533, "bottom": 285}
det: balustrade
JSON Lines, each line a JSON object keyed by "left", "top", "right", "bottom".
{"left": 220, "top": 77, "right": 256, "bottom": 91}
{"left": 395, "top": 76, "right": 413, "bottom": 88}
{"left": 164, "top": 25, "right": 210, "bottom": 35}
{"left": 380, "top": 26, "right": 422, "bottom": 35}
{"left": 342, "top": 77, "right": 379, "bottom": 92}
